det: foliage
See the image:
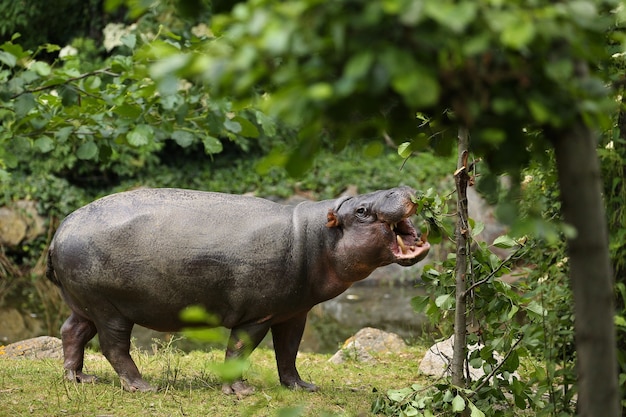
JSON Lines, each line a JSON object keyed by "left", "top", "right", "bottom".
{"left": 0, "top": 0, "right": 108, "bottom": 51}
{"left": 600, "top": 91, "right": 626, "bottom": 409}
{"left": 370, "top": 153, "right": 581, "bottom": 416}
{"left": 183, "top": 0, "right": 623, "bottom": 180}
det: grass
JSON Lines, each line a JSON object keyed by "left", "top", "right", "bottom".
{"left": 0, "top": 343, "right": 431, "bottom": 417}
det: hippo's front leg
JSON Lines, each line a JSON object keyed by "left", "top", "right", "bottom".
{"left": 271, "top": 312, "right": 318, "bottom": 392}
{"left": 221, "top": 321, "right": 272, "bottom": 397}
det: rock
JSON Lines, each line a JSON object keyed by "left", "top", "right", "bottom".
{"left": 0, "top": 307, "right": 44, "bottom": 344}
{"left": 0, "top": 200, "right": 45, "bottom": 246}
{"left": 329, "top": 327, "right": 407, "bottom": 364}
{"left": 419, "top": 335, "right": 519, "bottom": 382}
{"left": 0, "top": 336, "right": 63, "bottom": 359}
{"left": 467, "top": 187, "right": 509, "bottom": 260}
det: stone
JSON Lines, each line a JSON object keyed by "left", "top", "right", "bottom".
{"left": 0, "top": 200, "right": 45, "bottom": 246}
{"left": 0, "top": 336, "right": 63, "bottom": 359}
{"left": 419, "top": 335, "right": 519, "bottom": 382}
{"left": 0, "top": 307, "right": 43, "bottom": 344}
{"left": 467, "top": 186, "right": 509, "bottom": 260}
{"left": 328, "top": 327, "right": 407, "bottom": 364}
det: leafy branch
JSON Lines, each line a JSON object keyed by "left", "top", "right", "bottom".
{"left": 10, "top": 68, "right": 119, "bottom": 99}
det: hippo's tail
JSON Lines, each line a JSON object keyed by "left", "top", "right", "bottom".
{"left": 46, "top": 245, "right": 61, "bottom": 287}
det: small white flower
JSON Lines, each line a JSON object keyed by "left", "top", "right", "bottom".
{"left": 59, "top": 45, "right": 78, "bottom": 58}
{"left": 605, "top": 141, "right": 614, "bottom": 150}
{"left": 103, "top": 23, "right": 138, "bottom": 52}
{"left": 191, "top": 23, "right": 212, "bottom": 38}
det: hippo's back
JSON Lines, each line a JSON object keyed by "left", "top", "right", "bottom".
{"left": 48, "top": 188, "right": 300, "bottom": 329}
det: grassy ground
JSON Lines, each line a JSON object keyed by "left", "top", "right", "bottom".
{"left": 0, "top": 344, "right": 431, "bottom": 417}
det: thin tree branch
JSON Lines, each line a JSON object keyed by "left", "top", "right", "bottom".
{"left": 470, "top": 337, "right": 524, "bottom": 396}
{"left": 463, "top": 243, "right": 528, "bottom": 297}
{"left": 10, "top": 68, "right": 118, "bottom": 99}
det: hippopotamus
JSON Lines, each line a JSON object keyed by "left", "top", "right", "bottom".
{"left": 46, "top": 186, "right": 430, "bottom": 395}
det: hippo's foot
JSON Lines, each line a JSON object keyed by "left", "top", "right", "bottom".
{"left": 282, "top": 379, "right": 319, "bottom": 392}
{"left": 222, "top": 380, "right": 255, "bottom": 399}
{"left": 120, "top": 377, "right": 157, "bottom": 393}
{"left": 65, "top": 369, "right": 98, "bottom": 384}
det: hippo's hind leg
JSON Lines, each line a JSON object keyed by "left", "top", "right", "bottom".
{"left": 221, "top": 321, "right": 272, "bottom": 397}
{"left": 61, "top": 312, "right": 98, "bottom": 383}
{"left": 271, "top": 312, "right": 318, "bottom": 391}
{"left": 96, "top": 317, "right": 156, "bottom": 392}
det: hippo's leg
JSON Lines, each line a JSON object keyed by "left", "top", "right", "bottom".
{"left": 221, "top": 322, "right": 271, "bottom": 397}
{"left": 271, "top": 312, "right": 318, "bottom": 392}
{"left": 96, "top": 318, "right": 156, "bottom": 393}
{"left": 61, "top": 312, "right": 98, "bottom": 383}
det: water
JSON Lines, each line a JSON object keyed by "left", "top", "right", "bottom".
{"left": 130, "top": 285, "right": 430, "bottom": 354}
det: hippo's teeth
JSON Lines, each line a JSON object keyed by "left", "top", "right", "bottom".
{"left": 396, "top": 235, "right": 408, "bottom": 254}
{"left": 390, "top": 223, "right": 397, "bottom": 231}
{"left": 415, "top": 240, "right": 424, "bottom": 247}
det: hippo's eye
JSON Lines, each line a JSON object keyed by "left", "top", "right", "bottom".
{"left": 356, "top": 207, "right": 368, "bottom": 217}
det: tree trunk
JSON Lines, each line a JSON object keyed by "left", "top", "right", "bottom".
{"left": 552, "top": 124, "right": 619, "bottom": 417}
{"left": 451, "top": 127, "right": 470, "bottom": 390}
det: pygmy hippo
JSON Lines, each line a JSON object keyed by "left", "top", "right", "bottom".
{"left": 46, "top": 187, "right": 430, "bottom": 395}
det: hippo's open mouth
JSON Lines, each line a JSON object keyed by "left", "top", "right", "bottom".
{"left": 387, "top": 218, "right": 430, "bottom": 265}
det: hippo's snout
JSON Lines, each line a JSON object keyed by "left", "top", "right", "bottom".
{"left": 370, "top": 187, "right": 429, "bottom": 266}
{"left": 388, "top": 217, "right": 430, "bottom": 265}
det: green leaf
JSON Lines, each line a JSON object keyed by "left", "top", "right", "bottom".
{"left": 398, "top": 142, "right": 413, "bottom": 158}
{"left": 115, "top": 104, "right": 142, "bottom": 119}
{"left": 180, "top": 305, "right": 217, "bottom": 324}
{"left": 34, "top": 136, "right": 54, "bottom": 153}
{"left": 208, "top": 358, "right": 249, "bottom": 382}
{"left": 202, "top": 135, "right": 223, "bottom": 154}
{"left": 55, "top": 126, "right": 73, "bottom": 143}
{"left": 435, "top": 294, "right": 454, "bottom": 310}
{"left": 502, "top": 349, "right": 520, "bottom": 373}
{"left": 404, "top": 405, "right": 419, "bottom": 416}
{"left": 411, "top": 295, "right": 430, "bottom": 313}
{"left": 391, "top": 68, "right": 440, "bottom": 108}
{"left": 121, "top": 33, "right": 137, "bottom": 50}
{"left": 223, "top": 118, "right": 242, "bottom": 134}
{"left": 76, "top": 141, "right": 98, "bottom": 160}
{"left": 127, "top": 124, "right": 154, "bottom": 146}
{"left": 527, "top": 99, "right": 551, "bottom": 124}
{"left": 387, "top": 387, "right": 413, "bottom": 402}
{"left": 344, "top": 51, "right": 374, "bottom": 80}
{"left": 30, "top": 61, "right": 51, "bottom": 76}
{"left": 307, "top": 83, "right": 333, "bottom": 101}
{"left": 614, "top": 315, "right": 626, "bottom": 327}
{"left": 500, "top": 17, "right": 535, "bottom": 49}
{"left": 255, "top": 111, "right": 276, "bottom": 136}
{"left": 526, "top": 301, "right": 546, "bottom": 318}
{"left": 232, "top": 116, "right": 260, "bottom": 138}
{"left": 277, "top": 406, "right": 305, "bottom": 417}
{"left": 492, "top": 235, "right": 518, "bottom": 249}
{"left": 442, "top": 389, "right": 454, "bottom": 402}
{"left": 15, "top": 93, "right": 36, "bottom": 118}
{"left": 171, "top": 130, "right": 195, "bottom": 147}
{"left": 424, "top": 1, "right": 477, "bottom": 33}
{"left": 452, "top": 394, "right": 466, "bottom": 412}
{"left": 470, "top": 220, "right": 485, "bottom": 237}
{"left": 0, "top": 51, "right": 17, "bottom": 67}
{"left": 468, "top": 400, "right": 486, "bottom": 417}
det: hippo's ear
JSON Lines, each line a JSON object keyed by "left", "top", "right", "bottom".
{"left": 326, "top": 210, "right": 340, "bottom": 228}
{"left": 326, "top": 196, "right": 351, "bottom": 228}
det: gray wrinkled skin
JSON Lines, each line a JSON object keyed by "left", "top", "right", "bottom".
{"left": 47, "top": 187, "right": 430, "bottom": 394}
